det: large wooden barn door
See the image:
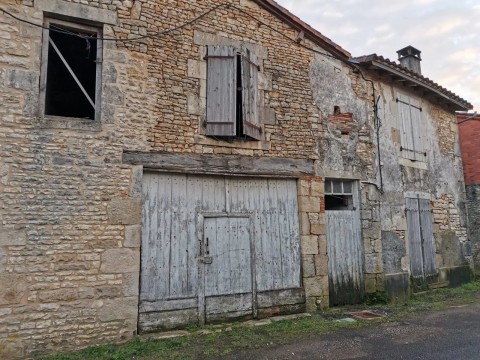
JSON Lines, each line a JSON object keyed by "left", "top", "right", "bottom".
{"left": 139, "top": 173, "right": 303, "bottom": 332}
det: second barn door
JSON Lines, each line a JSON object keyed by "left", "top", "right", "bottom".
{"left": 325, "top": 179, "right": 364, "bottom": 306}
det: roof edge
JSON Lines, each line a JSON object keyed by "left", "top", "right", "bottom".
{"left": 250, "top": 0, "right": 351, "bottom": 59}
{"left": 353, "top": 54, "right": 473, "bottom": 111}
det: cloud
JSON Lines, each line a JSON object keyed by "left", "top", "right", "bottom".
{"left": 275, "top": 0, "right": 480, "bottom": 110}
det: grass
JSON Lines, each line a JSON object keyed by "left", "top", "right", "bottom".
{"left": 40, "top": 281, "right": 480, "bottom": 360}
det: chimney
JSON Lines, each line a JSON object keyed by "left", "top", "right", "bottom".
{"left": 397, "top": 45, "right": 422, "bottom": 74}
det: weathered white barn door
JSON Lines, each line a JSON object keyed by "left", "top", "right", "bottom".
{"left": 139, "top": 173, "right": 303, "bottom": 332}
{"left": 406, "top": 197, "right": 436, "bottom": 280}
{"left": 325, "top": 180, "right": 364, "bottom": 306}
{"left": 201, "top": 216, "right": 253, "bottom": 322}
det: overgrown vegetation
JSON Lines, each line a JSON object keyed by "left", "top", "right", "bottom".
{"left": 40, "top": 281, "right": 480, "bottom": 360}
{"left": 364, "top": 291, "right": 390, "bottom": 305}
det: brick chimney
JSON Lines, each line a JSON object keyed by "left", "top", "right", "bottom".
{"left": 397, "top": 45, "right": 422, "bottom": 74}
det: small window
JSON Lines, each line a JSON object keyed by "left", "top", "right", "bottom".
{"left": 325, "top": 180, "right": 355, "bottom": 210}
{"left": 40, "top": 19, "right": 102, "bottom": 120}
{"left": 397, "top": 94, "right": 424, "bottom": 161}
{"left": 205, "top": 45, "right": 261, "bottom": 140}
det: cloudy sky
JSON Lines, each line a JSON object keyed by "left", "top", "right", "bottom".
{"left": 276, "top": 0, "right": 479, "bottom": 111}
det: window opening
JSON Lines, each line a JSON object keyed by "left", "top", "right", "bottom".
{"left": 236, "top": 54, "right": 245, "bottom": 137}
{"left": 44, "top": 22, "right": 100, "bottom": 120}
{"left": 325, "top": 180, "right": 355, "bottom": 211}
{"left": 205, "top": 45, "right": 261, "bottom": 140}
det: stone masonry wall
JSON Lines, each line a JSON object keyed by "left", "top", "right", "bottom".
{"left": 0, "top": 0, "right": 357, "bottom": 357}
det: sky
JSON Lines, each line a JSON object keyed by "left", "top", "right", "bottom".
{"left": 276, "top": 0, "right": 480, "bottom": 111}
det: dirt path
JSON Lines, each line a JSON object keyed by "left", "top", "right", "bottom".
{"left": 214, "top": 303, "right": 480, "bottom": 360}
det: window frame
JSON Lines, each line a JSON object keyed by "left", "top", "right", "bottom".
{"left": 324, "top": 179, "right": 357, "bottom": 211}
{"left": 39, "top": 18, "right": 103, "bottom": 121}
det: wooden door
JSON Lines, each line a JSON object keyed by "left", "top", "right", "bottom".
{"left": 325, "top": 180, "right": 364, "bottom": 306}
{"left": 202, "top": 216, "right": 253, "bottom": 322}
{"left": 406, "top": 197, "right": 436, "bottom": 280}
{"left": 326, "top": 211, "right": 364, "bottom": 305}
{"left": 139, "top": 173, "right": 303, "bottom": 332}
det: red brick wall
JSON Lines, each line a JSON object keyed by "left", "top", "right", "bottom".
{"left": 457, "top": 113, "right": 480, "bottom": 185}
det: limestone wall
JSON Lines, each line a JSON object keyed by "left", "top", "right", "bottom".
{"left": 0, "top": 0, "right": 348, "bottom": 357}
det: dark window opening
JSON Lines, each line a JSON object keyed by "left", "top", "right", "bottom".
{"left": 235, "top": 54, "right": 245, "bottom": 138}
{"left": 334, "top": 105, "right": 341, "bottom": 115}
{"left": 45, "top": 24, "right": 98, "bottom": 120}
{"left": 325, "top": 194, "right": 354, "bottom": 210}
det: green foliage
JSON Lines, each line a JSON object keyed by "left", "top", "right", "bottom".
{"left": 365, "top": 291, "right": 390, "bottom": 305}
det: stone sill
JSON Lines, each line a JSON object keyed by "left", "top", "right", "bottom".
{"left": 37, "top": 116, "right": 102, "bottom": 132}
{"left": 399, "top": 157, "right": 428, "bottom": 170}
{"left": 194, "top": 135, "right": 270, "bottom": 151}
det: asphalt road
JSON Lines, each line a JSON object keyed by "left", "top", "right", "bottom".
{"left": 218, "top": 304, "right": 480, "bottom": 360}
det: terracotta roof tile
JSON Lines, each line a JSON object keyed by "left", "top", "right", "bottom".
{"left": 353, "top": 54, "right": 473, "bottom": 110}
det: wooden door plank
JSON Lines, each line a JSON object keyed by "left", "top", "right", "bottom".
{"left": 406, "top": 198, "right": 424, "bottom": 278}
{"left": 419, "top": 199, "right": 437, "bottom": 276}
{"left": 169, "top": 175, "right": 188, "bottom": 297}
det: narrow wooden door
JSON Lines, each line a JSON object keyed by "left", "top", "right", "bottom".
{"left": 406, "top": 197, "right": 436, "bottom": 280}
{"left": 326, "top": 210, "right": 364, "bottom": 305}
{"left": 325, "top": 180, "right": 364, "bottom": 306}
{"left": 202, "top": 216, "right": 253, "bottom": 322}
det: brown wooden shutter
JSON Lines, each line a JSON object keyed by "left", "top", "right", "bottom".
{"left": 206, "top": 45, "right": 237, "bottom": 137}
{"left": 241, "top": 47, "right": 261, "bottom": 140}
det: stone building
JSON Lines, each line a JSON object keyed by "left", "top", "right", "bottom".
{"left": 0, "top": 0, "right": 473, "bottom": 358}
{"left": 457, "top": 112, "right": 480, "bottom": 274}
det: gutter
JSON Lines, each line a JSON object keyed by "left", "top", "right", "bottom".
{"left": 370, "top": 60, "right": 471, "bottom": 111}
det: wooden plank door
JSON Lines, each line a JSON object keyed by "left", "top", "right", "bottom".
{"left": 406, "top": 197, "right": 437, "bottom": 280}
{"left": 326, "top": 210, "right": 364, "bottom": 306}
{"left": 202, "top": 216, "right": 253, "bottom": 322}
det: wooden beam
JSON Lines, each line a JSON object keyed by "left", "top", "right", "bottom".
{"left": 122, "top": 151, "right": 315, "bottom": 178}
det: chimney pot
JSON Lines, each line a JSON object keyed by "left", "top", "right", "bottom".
{"left": 397, "top": 45, "right": 422, "bottom": 74}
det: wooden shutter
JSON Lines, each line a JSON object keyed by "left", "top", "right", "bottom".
{"left": 398, "top": 93, "right": 416, "bottom": 160}
{"left": 409, "top": 97, "right": 424, "bottom": 161}
{"left": 398, "top": 94, "right": 424, "bottom": 161}
{"left": 241, "top": 47, "right": 261, "bottom": 140}
{"left": 206, "top": 45, "right": 237, "bottom": 137}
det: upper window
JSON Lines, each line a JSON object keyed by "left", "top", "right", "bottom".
{"left": 205, "top": 45, "right": 261, "bottom": 140}
{"left": 397, "top": 94, "right": 425, "bottom": 161}
{"left": 40, "top": 19, "right": 102, "bottom": 121}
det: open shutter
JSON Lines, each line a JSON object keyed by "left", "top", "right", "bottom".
{"left": 398, "top": 94, "right": 416, "bottom": 160}
{"left": 241, "top": 47, "right": 261, "bottom": 140}
{"left": 206, "top": 45, "right": 237, "bottom": 137}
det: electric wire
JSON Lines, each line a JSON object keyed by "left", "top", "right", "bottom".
{"left": 0, "top": 2, "right": 384, "bottom": 191}
{"left": 0, "top": 3, "right": 346, "bottom": 63}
